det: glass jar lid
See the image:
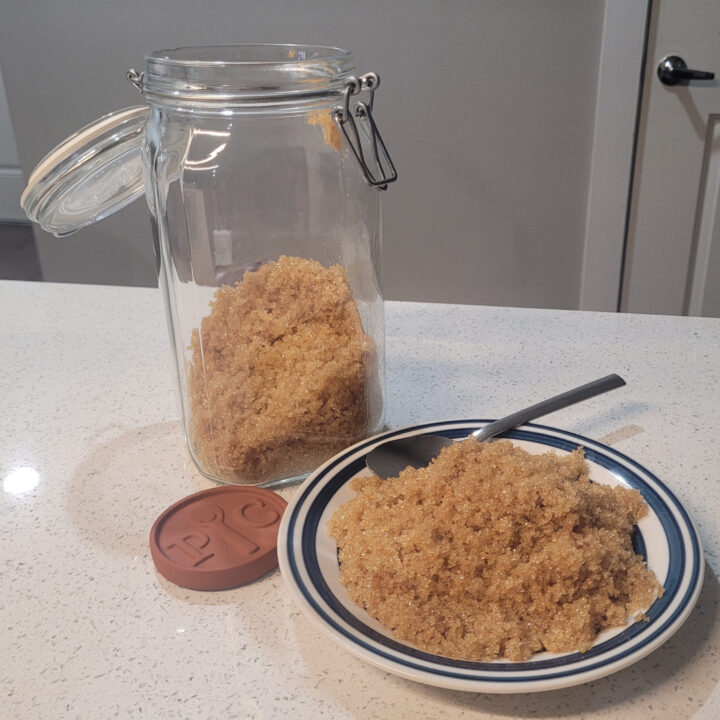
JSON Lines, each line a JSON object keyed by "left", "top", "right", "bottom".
{"left": 21, "top": 106, "right": 149, "bottom": 237}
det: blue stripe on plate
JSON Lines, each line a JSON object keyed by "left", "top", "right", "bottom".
{"left": 285, "top": 421, "right": 701, "bottom": 684}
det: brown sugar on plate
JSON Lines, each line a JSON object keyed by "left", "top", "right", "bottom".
{"left": 327, "top": 438, "right": 664, "bottom": 662}
{"left": 187, "top": 255, "right": 379, "bottom": 485}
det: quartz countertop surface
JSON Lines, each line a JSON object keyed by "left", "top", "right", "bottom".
{"left": 1, "top": 280, "right": 719, "bottom": 719}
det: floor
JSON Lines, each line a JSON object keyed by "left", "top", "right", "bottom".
{"left": 0, "top": 222, "right": 42, "bottom": 281}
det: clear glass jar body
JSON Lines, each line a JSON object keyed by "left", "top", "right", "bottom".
{"left": 142, "top": 46, "right": 385, "bottom": 486}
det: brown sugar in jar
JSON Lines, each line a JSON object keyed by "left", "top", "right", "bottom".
{"left": 187, "top": 255, "right": 381, "bottom": 485}
{"left": 328, "top": 438, "right": 664, "bottom": 662}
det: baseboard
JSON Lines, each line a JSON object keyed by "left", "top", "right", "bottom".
{"left": 0, "top": 167, "right": 25, "bottom": 221}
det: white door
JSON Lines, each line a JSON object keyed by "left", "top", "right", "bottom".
{"left": 622, "top": 0, "right": 720, "bottom": 317}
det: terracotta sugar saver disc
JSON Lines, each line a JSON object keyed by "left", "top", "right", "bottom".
{"left": 150, "top": 486, "right": 287, "bottom": 590}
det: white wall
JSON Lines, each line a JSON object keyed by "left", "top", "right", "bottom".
{"left": 0, "top": 1, "right": 606, "bottom": 307}
{"left": 0, "top": 65, "right": 24, "bottom": 221}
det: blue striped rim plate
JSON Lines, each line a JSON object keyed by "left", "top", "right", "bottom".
{"left": 277, "top": 421, "right": 704, "bottom": 693}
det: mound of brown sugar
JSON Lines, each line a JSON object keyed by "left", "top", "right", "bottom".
{"left": 328, "top": 438, "right": 663, "bottom": 661}
{"left": 307, "top": 110, "right": 343, "bottom": 151}
{"left": 188, "top": 255, "right": 377, "bottom": 484}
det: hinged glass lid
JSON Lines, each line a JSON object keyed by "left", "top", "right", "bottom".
{"left": 21, "top": 106, "right": 149, "bottom": 237}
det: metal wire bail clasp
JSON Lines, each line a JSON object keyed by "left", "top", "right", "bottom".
{"left": 333, "top": 73, "right": 397, "bottom": 191}
{"left": 126, "top": 68, "right": 145, "bottom": 94}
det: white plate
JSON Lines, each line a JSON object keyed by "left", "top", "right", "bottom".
{"left": 277, "top": 421, "right": 704, "bottom": 693}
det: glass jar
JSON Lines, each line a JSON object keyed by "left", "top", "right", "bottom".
{"left": 22, "top": 44, "right": 396, "bottom": 487}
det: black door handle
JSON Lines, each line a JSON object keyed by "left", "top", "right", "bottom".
{"left": 657, "top": 55, "right": 715, "bottom": 86}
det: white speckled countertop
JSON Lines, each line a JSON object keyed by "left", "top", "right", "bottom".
{"left": 1, "top": 280, "right": 719, "bottom": 719}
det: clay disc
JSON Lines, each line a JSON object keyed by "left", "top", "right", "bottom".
{"left": 150, "top": 485, "right": 287, "bottom": 590}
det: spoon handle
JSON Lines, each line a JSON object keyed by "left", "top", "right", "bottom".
{"left": 471, "top": 374, "right": 626, "bottom": 442}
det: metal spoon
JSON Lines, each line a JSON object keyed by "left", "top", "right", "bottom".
{"left": 366, "top": 374, "right": 626, "bottom": 478}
